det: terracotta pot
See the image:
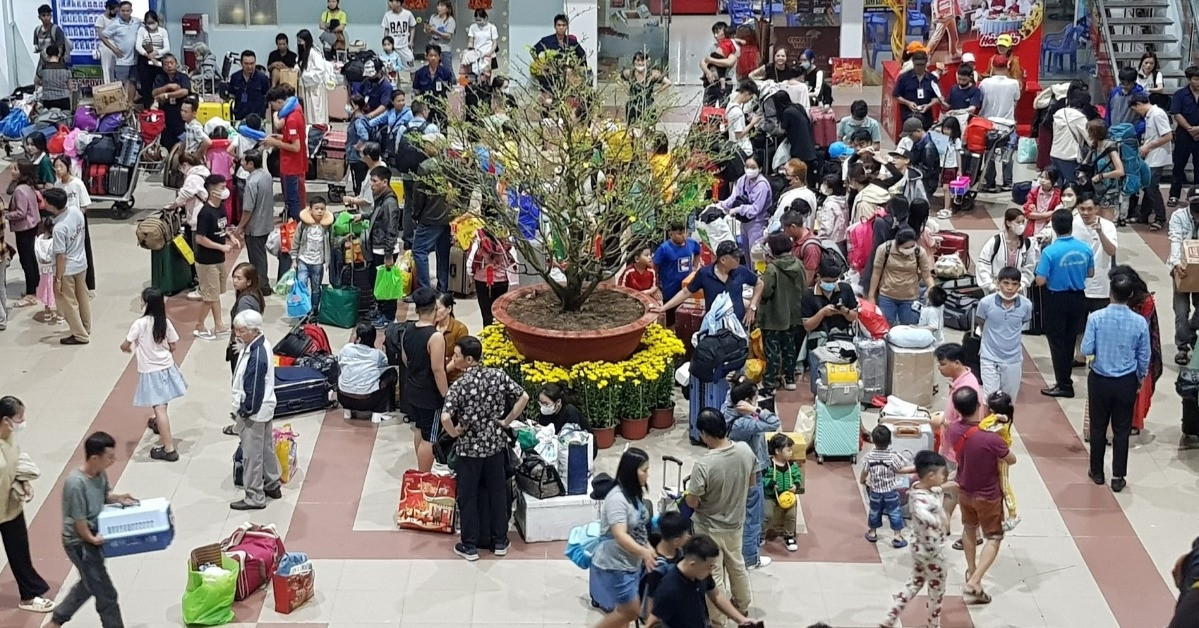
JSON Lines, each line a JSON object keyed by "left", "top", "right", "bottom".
{"left": 620, "top": 416, "right": 650, "bottom": 441}
{"left": 592, "top": 426, "right": 617, "bottom": 450}
{"left": 491, "top": 284, "right": 658, "bottom": 366}
{"left": 650, "top": 406, "right": 676, "bottom": 430}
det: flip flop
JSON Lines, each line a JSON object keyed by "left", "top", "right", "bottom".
{"left": 891, "top": 538, "right": 908, "bottom": 549}
{"left": 952, "top": 537, "right": 984, "bottom": 550}
{"left": 964, "top": 585, "right": 992, "bottom": 605}
{"left": 865, "top": 531, "right": 878, "bottom": 543}
{"left": 222, "top": 425, "right": 237, "bottom": 436}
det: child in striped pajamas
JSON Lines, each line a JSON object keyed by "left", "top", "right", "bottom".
{"left": 882, "top": 450, "right": 955, "bottom": 628}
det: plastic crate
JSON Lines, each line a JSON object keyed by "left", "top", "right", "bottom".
{"left": 97, "top": 497, "right": 175, "bottom": 557}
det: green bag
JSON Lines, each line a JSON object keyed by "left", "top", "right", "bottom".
{"left": 181, "top": 555, "right": 240, "bottom": 626}
{"left": 274, "top": 269, "right": 295, "bottom": 297}
{"left": 318, "top": 285, "right": 360, "bottom": 328}
{"left": 373, "top": 265, "right": 405, "bottom": 301}
{"left": 332, "top": 211, "right": 368, "bottom": 238}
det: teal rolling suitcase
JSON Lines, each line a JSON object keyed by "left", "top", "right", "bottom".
{"left": 150, "top": 244, "right": 194, "bottom": 296}
{"left": 815, "top": 400, "right": 861, "bottom": 464}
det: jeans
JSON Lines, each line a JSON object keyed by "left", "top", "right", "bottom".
{"left": 0, "top": 512, "right": 49, "bottom": 600}
{"left": 455, "top": 452, "right": 510, "bottom": 550}
{"left": 1051, "top": 157, "right": 1078, "bottom": 190}
{"left": 1138, "top": 167, "right": 1166, "bottom": 224}
{"left": 1174, "top": 282, "right": 1199, "bottom": 351}
{"left": 296, "top": 262, "right": 325, "bottom": 312}
{"left": 1088, "top": 371, "right": 1138, "bottom": 478}
{"left": 742, "top": 471, "right": 764, "bottom": 566}
{"left": 282, "top": 175, "right": 302, "bottom": 221}
{"left": 868, "top": 489, "right": 904, "bottom": 531}
{"left": 413, "top": 224, "right": 451, "bottom": 292}
{"left": 762, "top": 327, "right": 799, "bottom": 394}
{"left": 1044, "top": 290, "right": 1087, "bottom": 391}
{"left": 245, "top": 234, "right": 270, "bottom": 291}
{"left": 52, "top": 542, "right": 124, "bottom": 627}
{"left": 878, "top": 295, "right": 919, "bottom": 325}
{"left": 238, "top": 418, "right": 282, "bottom": 507}
{"left": 475, "top": 280, "right": 509, "bottom": 327}
{"left": 1172, "top": 131, "right": 1199, "bottom": 200}
{"left": 984, "top": 131, "right": 1016, "bottom": 188}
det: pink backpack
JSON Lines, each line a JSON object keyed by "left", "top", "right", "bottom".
{"left": 221, "top": 523, "right": 285, "bottom": 601}
{"left": 847, "top": 208, "right": 884, "bottom": 271}
{"left": 206, "top": 140, "right": 236, "bottom": 221}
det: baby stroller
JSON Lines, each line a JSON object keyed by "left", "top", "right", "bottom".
{"left": 953, "top": 116, "right": 1016, "bottom": 213}
{"left": 136, "top": 109, "right": 167, "bottom": 176}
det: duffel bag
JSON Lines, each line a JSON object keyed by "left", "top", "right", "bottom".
{"left": 220, "top": 523, "right": 285, "bottom": 601}
{"left": 514, "top": 450, "right": 565, "bottom": 499}
{"left": 84, "top": 135, "right": 117, "bottom": 165}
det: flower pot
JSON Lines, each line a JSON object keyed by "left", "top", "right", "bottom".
{"left": 620, "top": 416, "right": 650, "bottom": 441}
{"left": 592, "top": 426, "right": 617, "bottom": 450}
{"left": 491, "top": 285, "right": 658, "bottom": 366}
{"left": 650, "top": 405, "right": 676, "bottom": 430}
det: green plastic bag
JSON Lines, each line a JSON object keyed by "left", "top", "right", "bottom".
{"left": 332, "top": 211, "right": 368, "bottom": 238}
{"left": 318, "top": 285, "right": 359, "bottom": 329}
{"left": 274, "top": 269, "right": 295, "bottom": 297}
{"left": 373, "top": 265, "right": 405, "bottom": 301}
{"left": 181, "top": 555, "right": 239, "bottom": 626}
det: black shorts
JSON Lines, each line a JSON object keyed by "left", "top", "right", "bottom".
{"left": 409, "top": 405, "right": 438, "bottom": 442}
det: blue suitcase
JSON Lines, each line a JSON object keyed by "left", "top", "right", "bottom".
{"left": 274, "top": 366, "right": 334, "bottom": 417}
{"left": 688, "top": 367, "right": 737, "bottom": 446}
{"left": 815, "top": 400, "right": 861, "bottom": 464}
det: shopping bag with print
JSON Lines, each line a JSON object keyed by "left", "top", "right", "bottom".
{"left": 271, "top": 552, "right": 315, "bottom": 614}
{"left": 395, "top": 470, "right": 457, "bottom": 534}
{"left": 286, "top": 280, "right": 312, "bottom": 318}
{"left": 273, "top": 424, "right": 299, "bottom": 483}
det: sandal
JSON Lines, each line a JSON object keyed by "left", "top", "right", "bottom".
{"left": 952, "top": 537, "right": 984, "bottom": 550}
{"left": 222, "top": 425, "right": 237, "bottom": 436}
{"left": 964, "top": 585, "right": 992, "bottom": 605}
{"left": 891, "top": 538, "right": 908, "bottom": 549}
{"left": 18, "top": 597, "right": 55, "bottom": 613}
{"left": 1150, "top": 223, "right": 1163, "bottom": 231}
{"left": 865, "top": 531, "right": 878, "bottom": 543}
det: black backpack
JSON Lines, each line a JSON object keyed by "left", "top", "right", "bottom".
{"left": 691, "top": 329, "right": 749, "bottom": 383}
{"left": 391, "top": 120, "right": 430, "bottom": 175}
{"left": 341, "top": 50, "right": 378, "bottom": 83}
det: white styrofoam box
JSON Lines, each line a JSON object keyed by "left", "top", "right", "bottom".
{"left": 97, "top": 497, "right": 174, "bottom": 557}
{"left": 514, "top": 491, "right": 599, "bottom": 543}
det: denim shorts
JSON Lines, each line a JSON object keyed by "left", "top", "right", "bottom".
{"left": 589, "top": 565, "right": 641, "bottom": 610}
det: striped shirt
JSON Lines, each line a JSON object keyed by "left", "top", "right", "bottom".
{"left": 863, "top": 448, "right": 907, "bottom": 493}
{"left": 37, "top": 61, "right": 71, "bottom": 102}
{"left": 1082, "top": 303, "right": 1150, "bottom": 380}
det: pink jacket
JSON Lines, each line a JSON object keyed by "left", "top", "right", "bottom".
{"left": 7, "top": 184, "right": 41, "bottom": 232}
{"left": 175, "top": 165, "right": 211, "bottom": 228}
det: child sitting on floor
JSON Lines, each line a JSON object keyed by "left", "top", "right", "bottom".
{"left": 979, "top": 391, "right": 1019, "bottom": 531}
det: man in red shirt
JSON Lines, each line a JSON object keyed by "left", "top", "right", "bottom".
{"left": 264, "top": 86, "right": 307, "bottom": 222}
{"left": 780, "top": 210, "right": 820, "bottom": 287}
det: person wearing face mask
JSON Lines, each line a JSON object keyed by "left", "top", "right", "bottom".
{"left": 621, "top": 51, "right": 671, "bottom": 125}
{"left": 757, "top": 234, "right": 808, "bottom": 396}
{"left": 726, "top": 80, "right": 760, "bottom": 160}
{"left": 1069, "top": 194, "right": 1119, "bottom": 364}
{"left": 134, "top": 11, "right": 170, "bottom": 110}
{"left": 772, "top": 159, "right": 818, "bottom": 231}
{"left": 798, "top": 49, "right": 832, "bottom": 108}
{"left": 193, "top": 175, "right": 238, "bottom": 341}
{"left": 0, "top": 396, "right": 57, "bottom": 615}
{"left": 801, "top": 260, "right": 860, "bottom": 349}
{"left": 537, "top": 383, "right": 589, "bottom": 433}
{"left": 816, "top": 174, "right": 850, "bottom": 255}
{"left": 714, "top": 156, "right": 773, "bottom": 254}
{"left": 93, "top": 0, "right": 121, "bottom": 85}
{"left": 1169, "top": 188, "right": 1199, "bottom": 367}
{"left": 463, "top": 9, "right": 500, "bottom": 77}
{"left": 838, "top": 101, "right": 882, "bottom": 151}
{"left": 868, "top": 227, "right": 935, "bottom": 326}
{"left": 977, "top": 208, "right": 1037, "bottom": 295}
{"left": 976, "top": 267, "right": 1034, "bottom": 400}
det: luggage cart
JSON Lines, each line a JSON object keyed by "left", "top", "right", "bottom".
{"left": 136, "top": 109, "right": 167, "bottom": 177}
{"left": 88, "top": 111, "right": 144, "bottom": 219}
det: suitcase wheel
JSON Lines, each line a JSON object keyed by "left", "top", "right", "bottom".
{"left": 817, "top": 455, "right": 824, "bottom": 465}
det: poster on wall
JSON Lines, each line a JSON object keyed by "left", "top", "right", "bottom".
{"left": 770, "top": 27, "right": 841, "bottom": 70}
{"left": 53, "top": 0, "right": 156, "bottom": 86}
{"left": 788, "top": 0, "right": 842, "bottom": 26}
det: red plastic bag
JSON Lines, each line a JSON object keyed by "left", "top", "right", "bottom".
{"left": 857, "top": 298, "right": 891, "bottom": 339}
{"left": 47, "top": 125, "right": 69, "bottom": 155}
{"left": 396, "top": 470, "right": 457, "bottom": 534}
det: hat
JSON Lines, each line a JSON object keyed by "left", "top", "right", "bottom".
{"left": 961, "top": 52, "right": 976, "bottom": 64}
{"left": 716, "top": 240, "right": 742, "bottom": 259}
{"left": 991, "top": 54, "right": 1009, "bottom": 69}
{"left": 1188, "top": 187, "right": 1199, "bottom": 203}
{"left": 589, "top": 473, "right": 617, "bottom": 500}
{"left": 996, "top": 33, "right": 1014, "bottom": 47}
{"left": 905, "top": 41, "right": 927, "bottom": 55}
{"left": 889, "top": 148, "right": 913, "bottom": 160}
{"left": 902, "top": 117, "right": 925, "bottom": 134}
{"left": 828, "top": 141, "right": 854, "bottom": 159}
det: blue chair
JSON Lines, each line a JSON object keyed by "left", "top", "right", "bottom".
{"left": 907, "top": 0, "right": 930, "bottom": 41}
{"left": 1043, "top": 25, "right": 1082, "bottom": 72}
{"left": 866, "top": 18, "right": 893, "bottom": 68}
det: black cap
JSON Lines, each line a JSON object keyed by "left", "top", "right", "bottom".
{"left": 589, "top": 473, "right": 616, "bottom": 500}
{"left": 716, "top": 240, "right": 742, "bottom": 259}
{"left": 1188, "top": 187, "right": 1199, "bottom": 203}
{"left": 889, "top": 148, "right": 913, "bottom": 160}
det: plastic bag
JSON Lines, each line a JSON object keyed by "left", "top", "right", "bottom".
{"left": 267, "top": 227, "right": 281, "bottom": 256}
{"left": 533, "top": 424, "right": 559, "bottom": 465}
{"left": 745, "top": 358, "right": 765, "bottom": 383}
{"left": 273, "top": 423, "right": 298, "bottom": 483}
{"left": 557, "top": 425, "right": 594, "bottom": 495}
{"left": 397, "top": 251, "right": 415, "bottom": 295}
{"left": 173, "top": 235, "right": 195, "bottom": 265}
{"left": 286, "top": 279, "right": 312, "bottom": 318}
{"left": 274, "top": 269, "right": 295, "bottom": 297}
{"left": 1016, "top": 137, "right": 1037, "bottom": 164}
{"left": 333, "top": 210, "right": 368, "bottom": 237}
{"left": 857, "top": 298, "right": 891, "bottom": 339}
{"left": 373, "top": 265, "right": 405, "bottom": 301}
{"left": 182, "top": 555, "right": 239, "bottom": 626}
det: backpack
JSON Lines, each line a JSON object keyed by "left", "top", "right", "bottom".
{"left": 341, "top": 50, "right": 378, "bottom": 83}
{"left": 1105, "top": 122, "right": 1153, "bottom": 196}
{"left": 802, "top": 236, "right": 849, "bottom": 278}
{"left": 565, "top": 521, "right": 603, "bottom": 569}
{"left": 514, "top": 450, "right": 565, "bottom": 499}
{"left": 0, "top": 109, "right": 28, "bottom": 138}
{"left": 302, "top": 323, "right": 331, "bottom": 354}
{"left": 391, "top": 120, "right": 430, "bottom": 175}
{"left": 759, "top": 94, "right": 786, "bottom": 137}
{"left": 135, "top": 209, "right": 181, "bottom": 251}
{"left": 221, "top": 523, "right": 286, "bottom": 601}
{"left": 383, "top": 321, "right": 410, "bottom": 366}
{"left": 691, "top": 329, "right": 749, "bottom": 383}
{"left": 847, "top": 209, "right": 884, "bottom": 271}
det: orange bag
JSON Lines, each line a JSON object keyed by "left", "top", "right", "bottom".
{"left": 396, "top": 470, "right": 457, "bottom": 534}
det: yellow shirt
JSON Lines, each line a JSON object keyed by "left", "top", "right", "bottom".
{"left": 978, "top": 413, "right": 1013, "bottom": 447}
{"left": 650, "top": 153, "right": 675, "bottom": 202}
{"left": 321, "top": 9, "right": 348, "bottom": 28}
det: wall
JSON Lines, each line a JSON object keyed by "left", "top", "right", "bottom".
{"left": 506, "top": 0, "right": 568, "bottom": 84}
{"left": 839, "top": 0, "right": 863, "bottom": 58}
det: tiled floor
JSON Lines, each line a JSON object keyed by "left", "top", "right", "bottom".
{"left": 0, "top": 82, "right": 1192, "bottom": 627}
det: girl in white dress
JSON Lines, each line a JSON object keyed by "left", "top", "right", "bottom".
{"left": 122, "top": 287, "right": 187, "bottom": 462}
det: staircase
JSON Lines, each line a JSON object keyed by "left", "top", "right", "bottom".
{"left": 1095, "top": 0, "right": 1184, "bottom": 85}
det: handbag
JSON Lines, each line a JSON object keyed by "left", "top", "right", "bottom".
{"left": 318, "top": 284, "right": 360, "bottom": 328}
{"left": 514, "top": 451, "right": 565, "bottom": 499}
{"left": 373, "top": 265, "right": 405, "bottom": 301}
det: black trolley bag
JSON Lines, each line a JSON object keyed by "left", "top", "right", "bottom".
{"left": 273, "top": 366, "right": 334, "bottom": 417}
{"left": 340, "top": 262, "right": 376, "bottom": 318}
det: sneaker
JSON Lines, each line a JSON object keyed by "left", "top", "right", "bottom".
{"left": 783, "top": 380, "right": 797, "bottom": 391}
{"left": 784, "top": 536, "right": 798, "bottom": 552}
{"left": 59, "top": 337, "right": 87, "bottom": 345}
{"left": 186, "top": 290, "right": 202, "bottom": 301}
{"left": 371, "top": 412, "right": 392, "bottom": 423}
{"left": 1181, "top": 434, "right": 1199, "bottom": 450}
{"left": 1177, "top": 350, "right": 1191, "bottom": 366}
{"left": 147, "top": 417, "right": 159, "bottom": 434}
{"left": 748, "top": 556, "right": 772, "bottom": 569}
{"left": 492, "top": 538, "right": 510, "bottom": 556}
{"left": 149, "top": 447, "right": 178, "bottom": 462}
{"left": 344, "top": 410, "right": 353, "bottom": 420}
{"left": 454, "top": 543, "right": 480, "bottom": 561}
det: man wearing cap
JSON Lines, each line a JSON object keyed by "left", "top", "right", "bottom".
{"left": 896, "top": 116, "right": 926, "bottom": 156}
{"left": 1169, "top": 66, "right": 1199, "bottom": 208}
{"left": 978, "top": 54, "right": 1021, "bottom": 193}
{"left": 654, "top": 241, "right": 764, "bottom": 327}
{"left": 1168, "top": 188, "right": 1199, "bottom": 367}
{"left": 893, "top": 51, "right": 940, "bottom": 130}
{"left": 989, "top": 34, "right": 1023, "bottom": 91}
{"left": 1132, "top": 92, "right": 1173, "bottom": 229}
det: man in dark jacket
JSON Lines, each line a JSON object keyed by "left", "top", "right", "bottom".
{"left": 368, "top": 166, "right": 401, "bottom": 325}
{"left": 411, "top": 141, "right": 451, "bottom": 293}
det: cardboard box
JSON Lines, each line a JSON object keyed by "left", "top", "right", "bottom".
{"left": 272, "top": 68, "right": 299, "bottom": 90}
{"left": 1177, "top": 240, "right": 1199, "bottom": 293}
{"left": 92, "top": 82, "right": 129, "bottom": 116}
{"left": 316, "top": 158, "right": 345, "bottom": 182}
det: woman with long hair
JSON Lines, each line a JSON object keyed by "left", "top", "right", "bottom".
{"left": 426, "top": 0, "right": 457, "bottom": 68}
{"left": 1081, "top": 118, "right": 1125, "bottom": 223}
{"left": 1110, "top": 265, "right": 1162, "bottom": 438}
{"left": 296, "top": 29, "right": 332, "bottom": 126}
{"left": 621, "top": 51, "right": 671, "bottom": 125}
{"left": 436, "top": 293, "right": 470, "bottom": 382}
{"left": 0, "top": 396, "right": 56, "bottom": 614}
{"left": 589, "top": 447, "right": 654, "bottom": 627}
{"left": 1137, "top": 51, "right": 1165, "bottom": 104}
{"left": 977, "top": 207, "right": 1037, "bottom": 294}
{"left": 7, "top": 162, "right": 43, "bottom": 308}
{"left": 53, "top": 156, "right": 96, "bottom": 292}
{"left": 122, "top": 288, "right": 187, "bottom": 461}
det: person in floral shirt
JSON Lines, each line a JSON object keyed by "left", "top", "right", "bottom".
{"left": 440, "top": 335, "right": 529, "bottom": 562}
{"left": 882, "top": 450, "right": 956, "bottom": 628}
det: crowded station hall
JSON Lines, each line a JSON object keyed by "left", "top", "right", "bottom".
{"left": 0, "top": 0, "right": 1197, "bottom": 626}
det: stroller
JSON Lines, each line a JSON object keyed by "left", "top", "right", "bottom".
{"left": 136, "top": 109, "right": 167, "bottom": 176}
{"left": 953, "top": 115, "right": 1017, "bottom": 213}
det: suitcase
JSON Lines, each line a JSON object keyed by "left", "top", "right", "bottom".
{"left": 150, "top": 243, "right": 194, "bottom": 296}
{"left": 116, "top": 126, "right": 142, "bottom": 167}
{"left": 273, "top": 366, "right": 334, "bottom": 417}
{"left": 340, "top": 263, "right": 376, "bottom": 316}
{"left": 327, "top": 85, "right": 350, "bottom": 122}
{"left": 885, "top": 343, "right": 936, "bottom": 407}
{"left": 323, "top": 129, "right": 347, "bottom": 161}
{"left": 1025, "top": 284, "right": 1045, "bottom": 335}
{"left": 674, "top": 301, "right": 705, "bottom": 361}
{"left": 688, "top": 369, "right": 733, "bottom": 446}
{"left": 855, "top": 336, "right": 887, "bottom": 401}
{"left": 817, "top": 380, "right": 862, "bottom": 405}
{"left": 811, "top": 108, "right": 837, "bottom": 148}
{"left": 106, "top": 165, "right": 132, "bottom": 197}
{"left": 448, "top": 245, "right": 474, "bottom": 297}
{"left": 814, "top": 400, "right": 861, "bottom": 463}
{"left": 87, "top": 163, "right": 109, "bottom": 196}
{"left": 935, "top": 230, "right": 972, "bottom": 273}
{"left": 877, "top": 417, "right": 935, "bottom": 463}
{"left": 196, "top": 100, "right": 232, "bottom": 126}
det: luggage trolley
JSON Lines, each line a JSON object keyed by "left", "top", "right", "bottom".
{"left": 952, "top": 115, "right": 1017, "bottom": 213}
{"left": 87, "top": 112, "right": 144, "bottom": 219}
{"left": 135, "top": 109, "right": 168, "bottom": 177}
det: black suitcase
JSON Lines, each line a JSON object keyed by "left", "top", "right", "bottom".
{"left": 274, "top": 366, "right": 335, "bottom": 417}
{"left": 1025, "top": 284, "right": 1045, "bottom": 335}
{"left": 341, "top": 263, "right": 376, "bottom": 316}
{"left": 106, "top": 165, "right": 132, "bottom": 197}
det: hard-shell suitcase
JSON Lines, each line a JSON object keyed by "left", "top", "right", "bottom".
{"left": 340, "top": 263, "right": 376, "bottom": 316}
{"left": 855, "top": 336, "right": 887, "bottom": 401}
{"left": 150, "top": 244, "right": 194, "bottom": 296}
{"left": 935, "top": 230, "right": 972, "bottom": 273}
{"left": 688, "top": 370, "right": 733, "bottom": 446}
{"left": 674, "top": 301, "right": 705, "bottom": 361}
{"left": 323, "top": 129, "right": 347, "bottom": 161}
{"left": 448, "top": 245, "right": 475, "bottom": 297}
{"left": 87, "top": 163, "right": 109, "bottom": 196}
{"left": 878, "top": 417, "right": 935, "bottom": 463}
{"left": 105, "top": 165, "right": 132, "bottom": 197}
{"left": 886, "top": 343, "right": 936, "bottom": 407}
{"left": 116, "top": 126, "right": 143, "bottom": 167}
{"left": 327, "top": 86, "right": 350, "bottom": 122}
{"left": 811, "top": 108, "right": 837, "bottom": 148}
{"left": 274, "top": 366, "right": 334, "bottom": 417}
{"left": 196, "top": 100, "right": 232, "bottom": 126}
{"left": 815, "top": 400, "right": 861, "bottom": 463}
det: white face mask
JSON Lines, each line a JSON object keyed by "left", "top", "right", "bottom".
{"left": 898, "top": 246, "right": 916, "bottom": 256}
{"left": 1061, "top": 195, "right": 1076, "bottom": 208}
{"left": 9, "top": 420, "right": 26, "bottom": 432}
{"left": 345, "top": 104, "right": 353, "bottom": 115}
{"left": 1010, "top": 222, "right": 1026, "bottom": 233}
{"left": 635, "top": 63, "right": 647, "bottom": 71}
{"left": 539, "top": 403, "right": 557, "bottom": 415}
{"left": 218, "top": 188, "right": 231, "bottom": 201}
{"left": 745, "top": 168, "right": 760, "bottom": 179}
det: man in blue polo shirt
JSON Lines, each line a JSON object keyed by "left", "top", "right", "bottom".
{"left": 1170, "top": 66, "right": 1199, "bottom": 206}
{"left": 648, "top": 535, "right": 758, "bottom": 628}
{"left": 654, "top": 241, "right": 764, "bottom": 327}
{"left": 1036, "top": 205, "right": 1096, "bottom": 398}
{"left": 892, "top": 51, "right": 941, "bottom": 130}
{"left": 945, "top": 65, "right": 981, "bottom": 118}
{"left": 358, "top": 58, "right": 396, "bottom": 119}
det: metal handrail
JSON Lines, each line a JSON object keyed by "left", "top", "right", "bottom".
{"left": 1182, "top": 0, "right": 1199, "bottom": 67}
{"left": 1089, "top": 0, "right": 1120, "bottom": 96}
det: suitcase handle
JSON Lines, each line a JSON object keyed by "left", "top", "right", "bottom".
{"left": 662, "top": 455, "right": 684, "bottom": 491}
{"left": 893, "top": 426, "right": 922, "bottom": 437}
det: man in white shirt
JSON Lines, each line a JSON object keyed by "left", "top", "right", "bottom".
{"left": 1131, "top": 93, "right": 1173, "bottom": 227}
{"left": 100, "top": 0, "right": 140, "bottom": 103}
{"left": 44, "top": 188, "right": 90, "bottom": 346}
{"left": 978, "top": 54, "right": 1021, "bottom": 193}
{"left": 1072, "top": 198, "right": 1119, "bottom": 363}
{"left": 1051, "top": 92, "right": 1090, "bottom": 188}
{"left": 726, "top": 81, "right": 759, "bottom": 159}
{"left": 381, "top": 0, "right": 417, "bottom": 79}
{"left": 94, "top": 0, "right": 120, "bottom": 84}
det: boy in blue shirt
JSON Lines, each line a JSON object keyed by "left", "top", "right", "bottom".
{"left": 652, "top": 222, "right": 701, "bottom": 325}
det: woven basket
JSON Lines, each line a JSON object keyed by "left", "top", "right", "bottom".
{"left": 189, "top": 543, "right": 223, "bottom": 569}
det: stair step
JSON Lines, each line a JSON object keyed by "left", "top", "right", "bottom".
{"left": 1114, "top": 51, "right": 1181, "bottom": 62}
{"left": 1106, "top": 16, "right": 1172, "bottom": 25}
{"left": 1108, "top": 33, "right": 1178, "bottom": 43}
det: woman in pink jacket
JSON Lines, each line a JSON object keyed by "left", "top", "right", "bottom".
{"left": 5, "top": 162, "right": 44, "bottom": 308}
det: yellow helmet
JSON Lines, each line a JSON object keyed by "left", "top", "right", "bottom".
{"left": 777, "top": 491, "right": 797, "bottom": 510}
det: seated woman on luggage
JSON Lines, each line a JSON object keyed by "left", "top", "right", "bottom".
{"left": 537, "top": 383, "right": 590, "bottom": 433}
{"left": 336, "top": 322, "right": 397, "bottom": 423}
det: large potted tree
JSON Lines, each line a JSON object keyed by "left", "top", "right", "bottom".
{"left": 428, "top": 54, "right": 725, "bottom": 366}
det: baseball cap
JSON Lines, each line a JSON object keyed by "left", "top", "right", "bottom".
{"left": 905, "top": 41, "right": 927, "bottom": 55}
{"left": 716, "top": 240, "right": 742, "bottom": 259}
{"left": 996, "top": 33, "right": 1014, "bottom": 47}
{"left": 961, "top": 52, "right": 976, "bottom": 64}
{"left": 902, "top": 117, "right": 925, "bottom": 134}
{"left": 828, "top": 141, "right": 854, "bottom": 159}
{"left": 889, "top": 148, "right": 913, "bottom": 160}
{"left": 991, "top": 54, "right": 1009, "bottom": 69}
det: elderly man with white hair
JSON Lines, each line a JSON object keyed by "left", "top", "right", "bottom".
{"left": 230, "top": 310, "right": 282, "bottom": 510}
